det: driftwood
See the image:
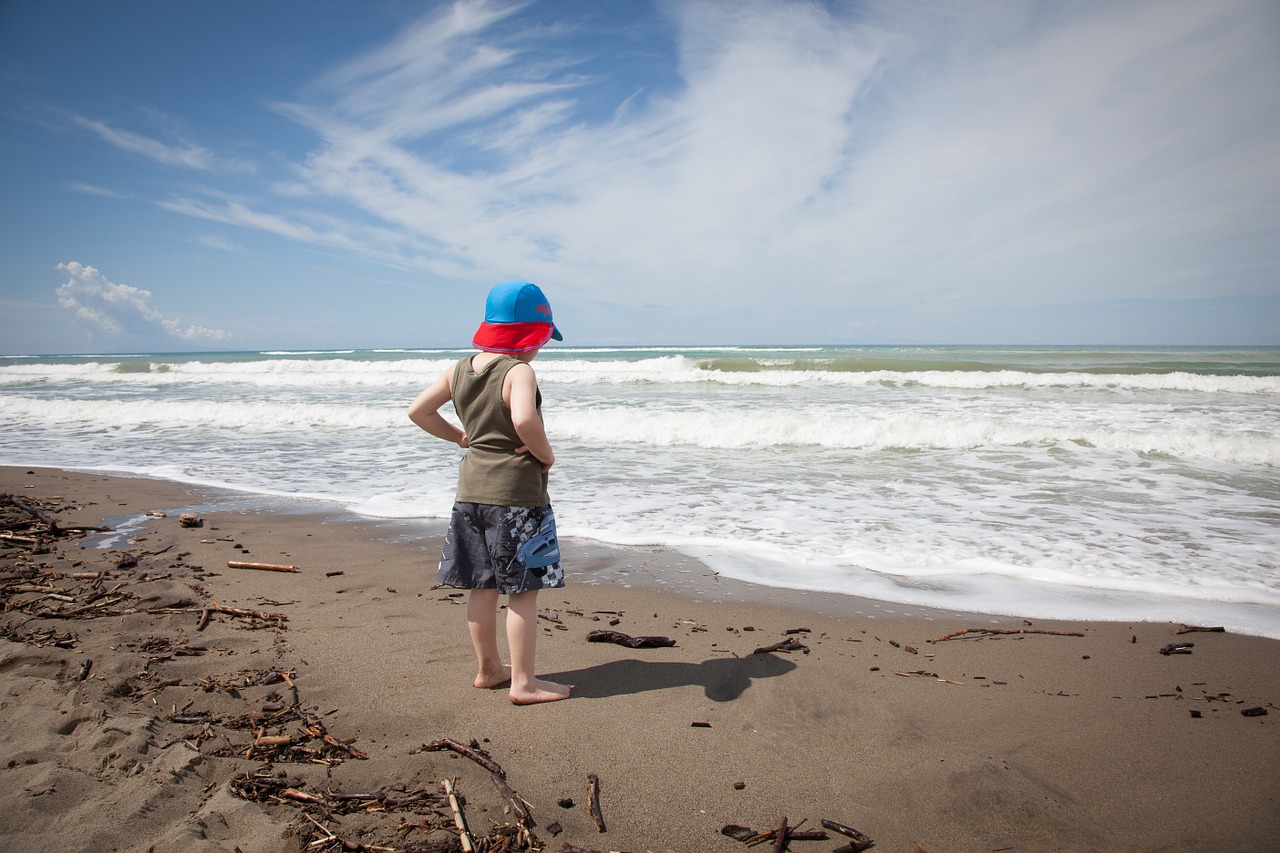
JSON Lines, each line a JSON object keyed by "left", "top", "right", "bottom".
{"left": 1159, "top": 642, "right": 1195, "bottom": 655}
{"left": 420, "top": 738, "right": 534, "bottom": 827}
{"left": 585, "top": 629, "right": 675, "bottom": 648}
{"left": 587, "top": 772, "right": 606, "bottom": 832}
{"left": 929, "top": 627, "right": 1084, "bottom": 643}
{"left": 206, "top": 600, "right": 288, "bottom": 627}
{"left": 753, "top": 637, "right": 810, "bottom": 655}
{"left": 773, "top": 816, "right": 789, "bottom": 853}
{"left": 1176, "top": 625, "right": 1225, "bottom": 635}
{"left": 443, "top": 778, "right": 475, "bottom": 853}
{"left": 822, "top": 818, "right": 875, "bottom": 851}
{"left": 10, "top": 496, "right": 62, "bottom": 532}
{"left": 227, "top": 561, "right": 299, "bottom": 573}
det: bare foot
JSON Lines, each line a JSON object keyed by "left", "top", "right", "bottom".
{"left": 474, "top": 664, "right": 512, "bottom": 689}
{"left": 508, "top": 678, "right": 572, "bottom": 705}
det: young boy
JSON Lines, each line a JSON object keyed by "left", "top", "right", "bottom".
{"left": 408, "top": 281, "right": 571, "bottom": 704}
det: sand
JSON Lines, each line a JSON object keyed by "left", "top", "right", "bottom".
{"left": 1, "top": 465, "right": 1276, "bottom": 853}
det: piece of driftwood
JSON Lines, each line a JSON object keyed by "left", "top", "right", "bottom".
{"left": 929, "top": 627, "right": 1084, "bottom": 643}
{"left": 753, "top": 637, "right": 810, "bottom": 655}
{"left": 586, "top": 629, "right": 676, "bottom": 648}
{"left": 1176, "top": 625, "right": 1225, "bottom": 635}
{"left": 420, "top": 738, "right": 534, "bottom": 827}
{"left": 10, "top": 496, "right": 61, "bottom": 532}
{"left": 772, "top": 816, "right": 789, "bottom": 853}
{"left": 1159, "top": 642, "right": 1195, "bottom": 655}
{"left": 281, "top": 787, "right": 325, "bottom": 805}
{"left": 207, "top": 600, "right": 289, "bottom": 627}
{"left": 227, "top": 560, "right": 299, "bottom": 573}
{"left": 442, "top": 778, "right": 475, "bottom": 853}
{"left": 422, "top": 738, "right": 506, "bottom": 775}
{"left": 587, "top": 772, "right": 606, "bottom": 832}
{"left": 821, "top": 819, "right": 875, "bottom": 851}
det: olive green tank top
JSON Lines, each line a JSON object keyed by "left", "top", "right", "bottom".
{"left": 451, "top": 355, "right": 550, "bottom": 507}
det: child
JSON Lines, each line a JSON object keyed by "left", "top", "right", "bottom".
{"left": 408, "top": 281, "right": 571, "bottom": 704}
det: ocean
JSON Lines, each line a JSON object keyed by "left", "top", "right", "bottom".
{"left": 2, "top": 345, "right": 1278, "bottom": 637}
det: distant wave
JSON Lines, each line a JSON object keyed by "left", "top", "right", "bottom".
{"left": 2, "top": 353, "right": 1278, "bottom": 394}
{"left": 4, "top": 395, "right": 1276, "bottom": 465}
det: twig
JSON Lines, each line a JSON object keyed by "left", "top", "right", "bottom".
{"left": 821, "top": 819, "right": 874, "bottom": 852}
{"left": 772, "top": 816, "right": 788, "bottom": 853}
{"left": 442, "top": 778, "right": 475, "bottom": 853}
{"left": 587, "top": 772, "right": 606, "bottom": 832}
{"left": 227, "top": 561, "right": 300, "bottom": 573}
{"left": 929, "top": 627, "right": 1084, "bottom": 643}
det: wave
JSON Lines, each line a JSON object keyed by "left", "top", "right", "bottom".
{"left": 4, "top": 356, "right": 1275, "bottom": 394}
{"left": 4, "top": 395, "right": 1276, "bottom": 465}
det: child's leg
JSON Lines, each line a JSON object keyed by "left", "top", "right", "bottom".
{"left": 505, "top": 589, "right": 571, "bottom": 704}
{"left": 468, "top": 588, "right": 510, "bottom": 689}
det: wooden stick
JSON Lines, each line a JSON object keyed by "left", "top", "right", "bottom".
{"left": 930, "top": 627, "right": 1084, "bottom": 643}
{"left": 1176, "top": 625, "right": 1226, "bottom": 635}
{"left": 489, "top": 771, "right": 535, "bottom": 828}
{"left": 587, "top": 772, "right": 606, "bottom": 832}
{"left": 10, "top": 496, "right": 61, "bottom": 532}
{"left": 208, "top": 600, "right": 289, "bottom": 625}
{"left": 420, "top": 738, "right": 533, "bottom": 826}
{"left": 422, "top": 738, "right": 506, "bottom": 776}
{"left": 772, "top": 816, "right": 789, "bottom": 853}
{"left": 820, "top": 819, "right": 874, "bottom": 851}
{"left": 227, "top": 561, "right": 300, "bottom": 573}
{"left": 442, "top": 779, "right": 475, "bottom": 853}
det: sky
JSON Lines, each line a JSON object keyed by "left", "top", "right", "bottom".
{"left": 1, "top": 0, "right": 1278, "bottom": 354}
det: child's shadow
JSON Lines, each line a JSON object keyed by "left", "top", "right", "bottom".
{"left": 546, "top": 653, "right": 798, "bottom": 702}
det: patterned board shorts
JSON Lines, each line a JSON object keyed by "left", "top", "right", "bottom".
{"left": 437, "top": 502, "right": 565, "bottom": 594}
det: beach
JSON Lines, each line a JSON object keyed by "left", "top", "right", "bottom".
{"left": 1, "top": 466, "right": 1277, "bottom": 852}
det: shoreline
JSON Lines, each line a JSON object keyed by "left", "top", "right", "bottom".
{"left": 12, "top": 462, "right": 1271, "bottom": 637}
{"left": 2, "top": 465, "right": 1278, "bottom": 852}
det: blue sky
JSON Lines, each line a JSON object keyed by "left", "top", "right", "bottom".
{"left": 2, "top": 0, "right": 1278, "bottom": 353}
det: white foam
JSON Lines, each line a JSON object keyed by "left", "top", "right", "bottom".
{"left": 3, "top": 346, "right": 1276, "bottom": 637}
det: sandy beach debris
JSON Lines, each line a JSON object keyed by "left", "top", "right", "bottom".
{"left": 585, "top": 629, "right": 676, "bottom": 648}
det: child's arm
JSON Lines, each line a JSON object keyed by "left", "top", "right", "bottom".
{"left": 408, "top": 370, "right": 468, "bottom": 447}
{"left": 506, "top": 363, "right": 554, "bottom": 473}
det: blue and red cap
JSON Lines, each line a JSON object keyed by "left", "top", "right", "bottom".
{"left": 472, "top": 280, "right": 563, "bottom": 354}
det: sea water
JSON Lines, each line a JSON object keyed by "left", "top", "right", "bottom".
{"left": 2, "top": 345, "right": 1278, "bottom": 636}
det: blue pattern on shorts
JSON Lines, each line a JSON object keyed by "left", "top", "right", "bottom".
{"left": 438, "top": 503, "right": 564, "bottom": 594}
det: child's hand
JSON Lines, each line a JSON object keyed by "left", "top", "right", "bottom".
{"left": 458, "top": 434, "right": 469, "bottom": 448}
{"left": 515, "top": 445, "right": 554, "bottom": 473}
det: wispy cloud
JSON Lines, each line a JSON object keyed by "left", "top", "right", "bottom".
{"left": 66, "top": 181, "right": 125, "bottom": 198}
{"left": 150, "top": 0, "right": 1280, "bottom": 335}
{"left": 192, "top": 233, "right": 246, "bottom": 253}
{"left": 71, "top": 115, "right": 217, "bottom": 170}
{"left": 55, "top": 262, "right": 231, "bottom": 343}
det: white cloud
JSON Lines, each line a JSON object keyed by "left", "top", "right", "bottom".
{"left": 192, "top": 233, "right": 246, "bottom": 253}
{"left": 55, "top": 262, "right": 231, "bottom": 344}
{"left": 152, "top": 0, "right": 1280, "bottom": 338}
{"left": 71, "top": 115, "right": 216, "bottom": 170}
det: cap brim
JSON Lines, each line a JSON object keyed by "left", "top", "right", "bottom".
{"left": 473, "top": 321, "right": 557, "bottom": 354}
